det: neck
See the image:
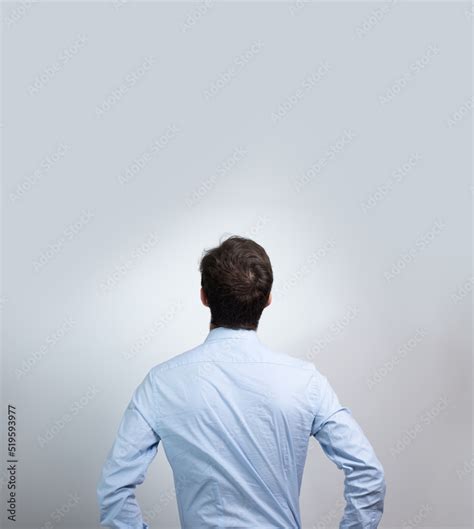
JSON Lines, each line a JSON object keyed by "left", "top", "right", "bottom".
{"left": 209, "top": 323, "right": 258, "bottom": 331}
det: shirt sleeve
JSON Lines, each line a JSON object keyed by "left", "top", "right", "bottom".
{"left": 310, "top": 371, "right": 386, "bottom": 528}
{"left": 97, "top": 370, "right": 160, "bottom": 529}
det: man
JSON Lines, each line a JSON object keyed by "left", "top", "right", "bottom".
{"left": 97, "top": 235, "right": 386, "bottom": 528}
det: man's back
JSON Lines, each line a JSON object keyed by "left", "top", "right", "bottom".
{"left": 97, "top": 327, "right": 385, "bottom": 529}
{"left": 154, "top": 327, "right": 315, "bottom": 528}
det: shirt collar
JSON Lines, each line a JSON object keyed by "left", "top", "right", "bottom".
{"left": 204, "top": 326, "right": 260, "bottom": 343}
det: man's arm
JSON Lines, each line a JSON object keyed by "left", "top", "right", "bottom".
{"left": 97, "top": 371, "right": 160, "bottom": 529}
{"left": 310, "top": 371, "right": 386, "bottom": 528}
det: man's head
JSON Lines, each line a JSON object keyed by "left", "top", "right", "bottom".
{"left": 199, "top": 236, "right": 273, "bottom": 331}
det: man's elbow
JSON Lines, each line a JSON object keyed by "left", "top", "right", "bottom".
{"left": 372, "top": 459, "right": 386, "bottom": 505}
{"left": 96, "top": 474, "right": 106, "bottom": 508}
{"left": 96, "top": 477, "right": 114, "bottom": 526}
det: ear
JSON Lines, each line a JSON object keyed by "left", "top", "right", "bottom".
{"left": 265, "top": 291, "right": 272, "bottom": 308}
{"left": 200, "top": 287, "right": 209, "bottom": 307}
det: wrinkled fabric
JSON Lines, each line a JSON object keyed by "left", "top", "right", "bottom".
{"left": 97, "top": 327, "right": 385, "bottom": 528}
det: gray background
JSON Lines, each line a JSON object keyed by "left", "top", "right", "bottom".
{"left": 1, "top": 1, "right": 472, "bottom": 528}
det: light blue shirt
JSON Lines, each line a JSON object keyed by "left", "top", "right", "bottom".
{"left": 97, "top": 327, "right": 385, "bottom": 528}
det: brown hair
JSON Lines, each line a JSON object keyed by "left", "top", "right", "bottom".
{"left": 199, "top": 236, "right": 273, "bottom": 330}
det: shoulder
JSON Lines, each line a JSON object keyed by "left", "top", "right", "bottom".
{"left": 148, "top": 344, "right": 205, "bottom": 378}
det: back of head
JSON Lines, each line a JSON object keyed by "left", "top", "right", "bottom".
{"left": 199, "top": 235, "right": 273, "bottom": 330}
